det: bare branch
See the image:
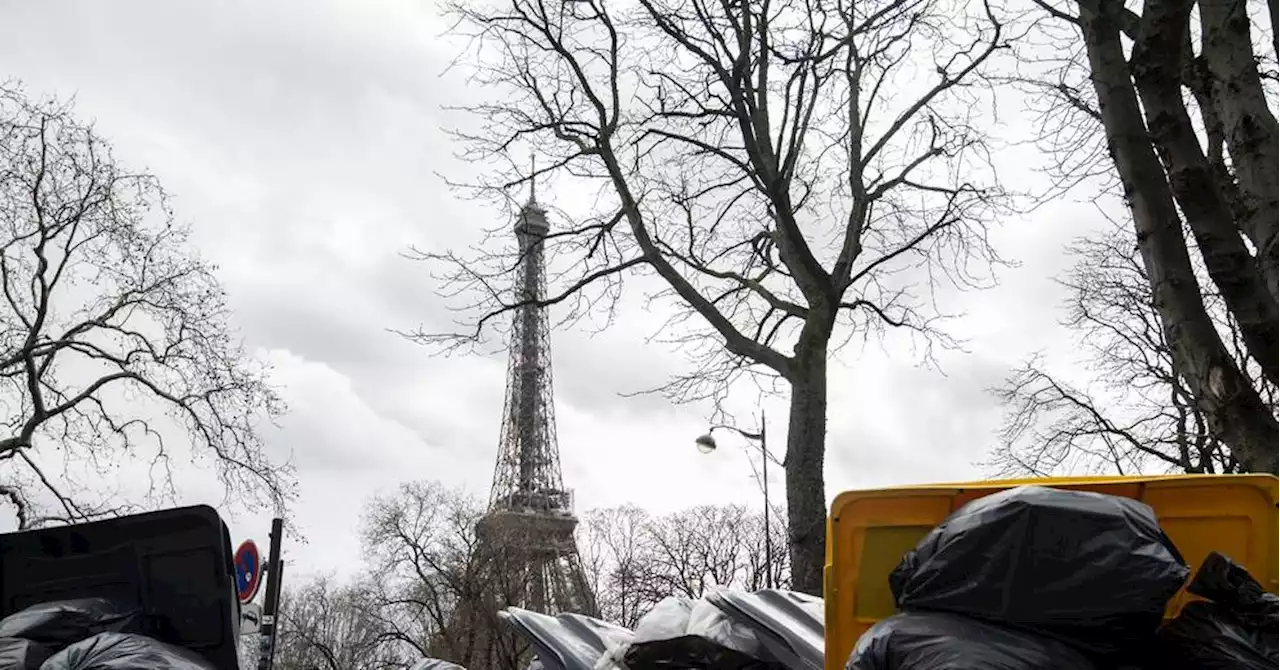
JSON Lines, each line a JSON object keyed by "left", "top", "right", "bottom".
{"left": 0, "top": 83, "right": 293, "bottom": 524}
{"left": 1007, "top": 0, "right": 1279, "bottom": 472}
{"left": 276, "top": 576, "right": 411, "bottom": 670}
{"left": 987, "top": 222, "right": 1269, "bottom": 476}
{"left": 415, "top": 0, "right": 1012, "bottom": 595}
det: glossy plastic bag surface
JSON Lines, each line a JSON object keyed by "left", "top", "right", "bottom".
{"left": 593, "top": 640, "right": 628, "bottom": 670}
{"left": 624, "top": 597, "right": 783, "bottom": 669}
{"left": 889, "top": 486, "right": 1188, "bottom": 658}
{"left": 1156, "top": 602, "right": 1273, "bottom": 670}
{"left": 846, "top": 612, "right": 1098, "bottom": 670}
{"left": 1153, "top": 551, "right": 1279, "bottom": 670}
{"left": 39, "top": 632, "right": 215, "bottom": 670}
{"left": 1186, "top": 551, "right": 1278, "bottom": 630}
{"left": 0, "top": 637, "right": 54, "bottom": 670}
{"left": 0, "top": 600, "right": 143, "bottom": 649}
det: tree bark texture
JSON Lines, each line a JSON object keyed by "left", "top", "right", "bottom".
{"left": 784, "top": 338, "right": 829, "bottom": 597}
{"left": 1079, "top": 0, "right": 1279, "bottom": 474}
{"left": 1129, "top": 0, "right": 1279, "bottom": 384}
{"left": 1198, "top": 0, "right": 1280, "bottom": 301}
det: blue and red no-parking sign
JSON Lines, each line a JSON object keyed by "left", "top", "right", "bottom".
{"left": 234, "top": 539, "right": 263, "bottom": 604}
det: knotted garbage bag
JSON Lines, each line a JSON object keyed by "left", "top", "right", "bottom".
{"left": 1154, "top": 551, "right": 1278, "bottom": 669}
{"left": 1184, "top": 550, "right": 1278, "bottom": 630}
{"left": 846, "top": 611, "right": 1098, "bottom": 670}
{"left": 889, "top": 486, "right": 1188, "bottom": 659}
{"left": 0, "top": 599, "right": 144, "bottom": 650}
{"left": 623, "top": 597, "right": 783, "bottom": 669}
{"left": 0, "top": 637, "right": 54, "bottom": 670}
{"left": 39, "top": 632, "right": 215, "bottom": 670}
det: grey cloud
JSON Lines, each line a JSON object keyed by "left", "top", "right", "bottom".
{"left": 825, "top": 350, "right": 1015, "bottom": 489}
{"left": 0, "top": 0, "right": 718, "bottom": 577}
{"left": 0, "top": 0, "right": 1104, "bottom": 581}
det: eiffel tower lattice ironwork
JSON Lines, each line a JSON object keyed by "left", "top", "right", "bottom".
{"left": 476, "top": 171, "right": 596, "bottom": 621}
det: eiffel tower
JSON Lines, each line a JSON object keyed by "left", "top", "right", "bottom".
{"left": 441, "top": 172, "right": 596, "bottom": 670}
{"left": 477, "top": 173, "right": 595, "bottom": 617}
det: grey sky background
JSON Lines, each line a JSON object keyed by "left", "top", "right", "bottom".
{"left": 0, "top": 0, "right": 1107, "bottom": 579}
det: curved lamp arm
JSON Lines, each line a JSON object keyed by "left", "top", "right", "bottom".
{"left": 708, "top": 424, "right": 764, "bottom": 441}
{"left": 697, "top": 421, "right": 784, "bottom": 466}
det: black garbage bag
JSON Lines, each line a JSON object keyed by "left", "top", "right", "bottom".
{"left": 847, "top": 612, "right": 1098, "bottom": 670}
{"left": 1155, "top": 603, "right": 1273, "bottom": 670}
{"left": 1186, "top": 551, "right": 1278, "bottom": 630}
{"left": 39, "top": 632, "right": 215, "bottom": 670}
{"left": 622, "top": 597, "right": 784, "bottom": 669}
{"left": 889, "top": 486, "right": 1188, "bottom": 660}
{"left": 1153, "top": 551, "right": 1278, "bottom": 670}
{"left": 0, "top": 600, "right": 144, "bottom": 649}
{"left": 0, "top": 637, "right": 55, "bottom": 670}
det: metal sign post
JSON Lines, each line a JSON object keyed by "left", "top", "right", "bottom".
{"left": 256, "top": 518, "right": 285, "bottom": 670}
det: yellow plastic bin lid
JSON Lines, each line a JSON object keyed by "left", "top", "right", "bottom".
{"left": 823, "top": 474, "right": 1279, "bottom": 670}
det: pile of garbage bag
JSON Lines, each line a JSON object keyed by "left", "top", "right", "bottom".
{"left": 852, "top": 611, "right": 1096, "bottom": 670}
{"left": 0, "top": 600, "right": 145, "bottom": 648}
{"left": 0, "top": 599, "right": 214, "bottom": 670}
{"left": 849, "top": 486, "right": 1187, "bottom": 670}
{"left": 41, "top": 633, "right": 216, "bottom": 670}
{"left": 620, "top": 597, "right": 784, "bottom": 670}
{"left": 849, "top": 485, "right": 1277, "bottom": 670}
{"left": 498, "top": 589, "right": 819, "bottom": 670}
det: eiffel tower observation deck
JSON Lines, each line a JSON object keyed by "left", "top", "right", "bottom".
{"left": 474, "top": 172, "right": 596, "bottom": 618}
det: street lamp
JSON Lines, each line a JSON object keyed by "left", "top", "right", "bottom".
{"left": 694, "top": 413, "right": 783, "bottom": 589}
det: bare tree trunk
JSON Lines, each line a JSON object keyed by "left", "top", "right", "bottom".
{"left": 1199, "top": 0, "right": 1280, "bottom": 300}
{"left": 1080, "top": 0, "right": 1279, "bottom": 473}
{"left": 784, "top": 337, "right": 829, "bottom": 597}
{"left": 1129, "top": 0, "right": 1279, "bottom": 383}
{"left": 1269, "top": 0, "right": 1280, "bottom": 58}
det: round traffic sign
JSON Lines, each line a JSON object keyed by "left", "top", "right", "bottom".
{"left": 234, "top": 539, "right": 262, "bottom": 604}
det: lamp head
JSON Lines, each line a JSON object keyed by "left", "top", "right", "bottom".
{"left": 694, "top": 434, "right": 718, "bottom": 454}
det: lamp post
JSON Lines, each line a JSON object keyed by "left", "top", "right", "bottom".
{"left": 694, "top": 412, "right": 782, "bottom": 589}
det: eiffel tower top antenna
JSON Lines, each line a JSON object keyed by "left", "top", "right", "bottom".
{"left": 529, "top": 151, "right": 537, "bottom": 206}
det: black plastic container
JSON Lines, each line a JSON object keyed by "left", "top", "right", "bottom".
{"left": 0, "top": 506, "right": 240, "bottom": 669}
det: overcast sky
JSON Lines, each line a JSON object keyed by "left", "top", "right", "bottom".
{"left": 0, "top": 0, "right": 1104, "bottom": 580}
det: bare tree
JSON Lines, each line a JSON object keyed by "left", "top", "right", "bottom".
{"left": 579, "top": 503, "right": 788, "bottom": 628}
{"left": 411, "top": 0, "right": 1014, "bottom": 594}
{"left": 274, "top": 576, "right": 406, "bottom": 670}
{"left": 361, "top": 481, "right": 532, "bottom": 670}
{"left": 637, "top": 505, "right": 788, "bottom": 601}
{"left": 1012, "top": 0, "right": 1279, "bottom": 473}
{"left": 578, "top": 505, "right": 653, "bottom": 629}
{"left": 267, "top": 480, "right": 807, "bottom": 670}
{"left": 0, "top": 84, "right": 290, "bottom": 527}
{"left": 356, "top": 480, "right": 796, "bottom": 661}
{"left": 988, "top": 219, "right": 1273, "bottom": 475}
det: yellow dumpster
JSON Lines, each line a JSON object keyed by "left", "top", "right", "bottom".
{"left": 822, "top": 474, "right": 1279, "bottom": 670}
